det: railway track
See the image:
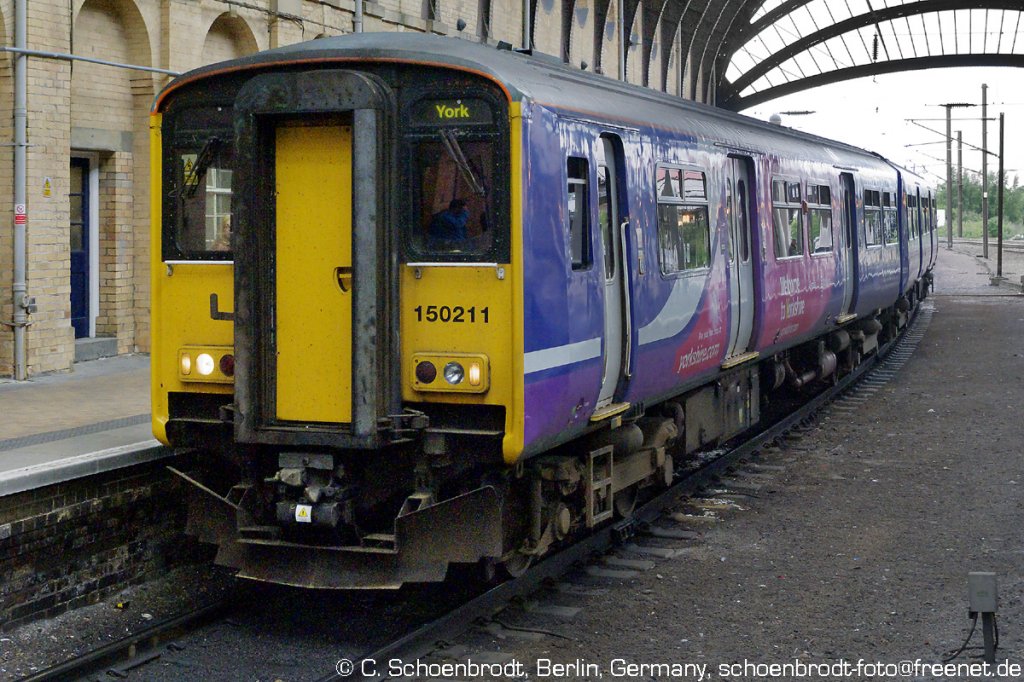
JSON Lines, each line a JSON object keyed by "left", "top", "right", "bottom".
{"left": 314, "top": 302, "right": 935, "bottom": 682}
{"left": 26, "top": 304, "right": 933, "bottom": 682}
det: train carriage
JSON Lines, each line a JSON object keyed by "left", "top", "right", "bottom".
{"left": 151, "top": 32, "right": 933, "bottom": 589}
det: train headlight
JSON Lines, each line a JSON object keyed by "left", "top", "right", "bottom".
{"left": 197, "top": 353, "right": 215, "bottom": 376}
{"left": 411, "top": 353, "right": 488, "bottom": 393}
{"left": 443, "top": 362, "right": 465, "bottom": 385}
{"left": 178, "top": 346, "right": 234, "bottom": 384}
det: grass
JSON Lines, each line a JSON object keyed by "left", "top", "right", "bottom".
{"left": 945, "top": 217, "right": 1024, "bottom": 240}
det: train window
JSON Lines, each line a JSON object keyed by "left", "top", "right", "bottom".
{"left": 882, "top": 192, "right": 898, "bottom": 244}
{"left": 736, "top": 180, "right": 750, "bottom": 262}
{"left": 567, "top": 157, "right": 591, "bottom": 271}
{"left": 807, "top": 184, "right": 833, "bottom": 254}
{"left": 683, "top": 171, "right": 706, "bottom": 201}
{"left": 598, "top": 165, "right": 617, "bottom": 279}
{"left": 725, "top": 180, "right": 734, "bottom": 261}
{"left": 658, "top": 167, "right": 681, "bottom": 198}
{"left": 162, "top": 106, "right": 236, "bottom": 260}
{"left": 907, "top": 195, "right": 918, "bottom": 241}
{"left": 863, "top": 190, "right": 882, "bottom": 247}
{"left": 412, "top": 138, "right": 495, "bottom": 256}
{"left": 771, "top": 178, "right": 803, "bottom": 258}
{"left": 656, "top": 166, "right": 710, "bottom": 274}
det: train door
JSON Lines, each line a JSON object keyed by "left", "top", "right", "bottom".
{"left": 274, "top": 121, "right": 353, "bottom": 424}
{"left": 913, "top": 188, "right": 923, "bottom": 282}
{"left": 724, "top": 156, "right": 755, "bottom": 361}
{"left": 595, "top": 135, "right": 628, "bottom": 412}
{"left": 839, "top": 173, "right": 858, "bottom": 318}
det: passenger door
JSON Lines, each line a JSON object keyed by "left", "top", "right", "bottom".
{"left": 724, "top": 156, "right": 755, "bottom": 360}
{"left": 274, "top": 121, "right": 353, "bottom": 425}
{"left": 595, "top": 135, "right": 629, "bottom": 412}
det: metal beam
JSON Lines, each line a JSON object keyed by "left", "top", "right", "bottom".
{"left": 694, "top": 0, "right": 745, "bottom": 102}
{"left": 658, "top": 5, "right": 688, "bottom": 91}
{"left": 723, "top": 0, "right": 1024, "bottom": 99}
{"left": 640, "top": 0, "right": 672, "bottom": 86}
{"left": 722, "top": 53, "right": 1024, "bottom": 110}
{"left": 593, "top": 0, "right": 613, "bottom": 75}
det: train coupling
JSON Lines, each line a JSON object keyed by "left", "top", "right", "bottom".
{"left": 168, "top": 465, "right": 504, "bottom": 589}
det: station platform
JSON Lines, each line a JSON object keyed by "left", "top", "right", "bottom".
{"left": 0, "top": 354, "right": 169, "bottom": 497}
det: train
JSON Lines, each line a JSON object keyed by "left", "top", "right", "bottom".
{"left": 150, "top": 32, "right": 936, "bottom": 589}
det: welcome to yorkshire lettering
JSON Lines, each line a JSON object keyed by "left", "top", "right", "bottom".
{"left": 435, "top": 102, "right": 471, "bottom": 119}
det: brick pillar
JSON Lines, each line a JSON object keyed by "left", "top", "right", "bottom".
{"left": 95, "top": 153, "right": 133, "bottom": 349}
{"left": 131, "top": 76, "right": 156, "bottom": 354}
{"left": 25, "top": 0, "right": 73, "bottom": 375}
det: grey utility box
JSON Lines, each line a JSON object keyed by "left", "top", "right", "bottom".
{"left": 968, "top": 572, "right": 998, "bottom": 613}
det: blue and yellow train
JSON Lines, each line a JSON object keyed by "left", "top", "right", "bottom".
{"left": 151, "top": 33, "right": 935, "bottom": 588}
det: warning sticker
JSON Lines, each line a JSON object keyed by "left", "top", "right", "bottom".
{"left": 14, "top": 204, "right": 25, "bottom": 224}
{"left": 295, "top": 504, "right": 312, "bottom": 524}
{"left": 182, "top": 154, "right": 198, "bottom": 186}
{"left": 43, "top": 177, "right": 52, "bottom": 198}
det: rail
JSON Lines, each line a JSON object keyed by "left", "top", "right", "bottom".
{"left": 314, "top": 304, "right": 933, "bottom": 682}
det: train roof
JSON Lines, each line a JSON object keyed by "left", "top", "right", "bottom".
{"left": 157, "top": 32, "right": 921, "bottom": 181}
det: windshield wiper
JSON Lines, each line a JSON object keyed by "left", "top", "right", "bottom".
{"left": 438, "top": 129, "right": 486, "bottom": 197}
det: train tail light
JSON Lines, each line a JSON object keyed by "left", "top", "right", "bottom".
{"left": 178, "top": 346, "right": 234, "bottom": 383}
{"left": 411, "top": 353, "right": 488, "bottom": 393}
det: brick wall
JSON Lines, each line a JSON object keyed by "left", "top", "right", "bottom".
{"left": 0, "top": 0, "right": 699, "bottom": 379}
{"left": 0, "top": 459, "right": 210, "bottom": 630}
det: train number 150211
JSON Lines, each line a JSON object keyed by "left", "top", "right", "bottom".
{"left": 413, "top": 305, "right": 489, "bottom": 323}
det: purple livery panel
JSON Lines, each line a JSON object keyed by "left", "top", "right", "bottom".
{"left": 518, "top": 105, "right": 906, "bottom": 457}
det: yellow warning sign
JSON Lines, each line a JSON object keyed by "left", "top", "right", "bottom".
{"left": 42, "top": 177, "right": 52, "bottom": 197}
{"left": 182, "top": 154, "right": 198, "bottom": 186}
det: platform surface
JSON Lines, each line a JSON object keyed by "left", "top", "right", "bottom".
{"left": 0, "top": 354, "right": 168, "bottom": 497}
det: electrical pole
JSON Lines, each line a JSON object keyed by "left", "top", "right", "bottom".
{"left": 997, "top": 112, "right": 1005, "bottom": 279}
{"left": 957, "top": 130, "right": 963, "bottom": 239}
{"left": 982, "top": 84, "right": 989, "bottom": 258}
{"left": 945, "top": 103, "right": 953, "bottom": 250}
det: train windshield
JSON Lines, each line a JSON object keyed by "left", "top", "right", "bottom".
{"left": 163, "top": 106, "right": 235, "bottom": 260}
{"left": 404, "top": 95, "right": 507, "bottom": 262}
{"left": 413, "top": 137, "right": 495, "bottom": 256}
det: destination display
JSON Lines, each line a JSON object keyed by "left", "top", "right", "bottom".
{"left": 412, "top": 98, "right": 493, "bottom": 125}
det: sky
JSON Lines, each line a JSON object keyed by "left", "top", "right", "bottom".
{"left": 740, "top": 66, "right": 1023, "bottom": 190}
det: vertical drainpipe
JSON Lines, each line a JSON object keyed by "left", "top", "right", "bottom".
{"left": 522, "top": 0, "right": 530, "bottom": 49}
{"left": 12, "top": 0, "right": 27, "bottom": 380}
{"left": 354, "top": 0, "right": 363, "bottom": 33}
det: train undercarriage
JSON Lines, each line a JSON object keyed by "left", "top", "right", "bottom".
{"left": 174, "top": 300, "right": 921, "bottom": 590}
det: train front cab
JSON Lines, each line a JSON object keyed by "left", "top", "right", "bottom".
{"left": 152, "top": 63, "right": 525, "bottom": 588}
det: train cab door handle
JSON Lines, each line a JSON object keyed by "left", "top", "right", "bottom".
{"left": 335, "top": 266, "right": 353, "bottom": 293}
